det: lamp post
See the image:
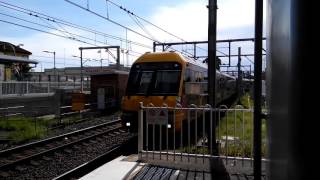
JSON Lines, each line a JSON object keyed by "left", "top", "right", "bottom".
{"left": 43, "top": 50, "right": 56, "bottom": 82}
{"left": 72, "top": 55, "right": 83, "bottom": 92}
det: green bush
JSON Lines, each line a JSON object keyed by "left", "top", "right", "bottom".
{"left": 0, "top": 116, "right": 48, "bottom": 143}
{"left": 217, "top": 93, "right": 268, "bottom": 158}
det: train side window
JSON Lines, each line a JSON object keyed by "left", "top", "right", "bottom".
{"left": 185, "top": 69, "right": 191, "bottom": 82}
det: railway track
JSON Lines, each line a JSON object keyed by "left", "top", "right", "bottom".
{"left": 0, "top": 119, "right": 134, "bottom": 179}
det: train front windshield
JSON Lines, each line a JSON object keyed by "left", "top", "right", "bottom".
{"left": 126, "top": 62, "right": 182, "bottom": 96}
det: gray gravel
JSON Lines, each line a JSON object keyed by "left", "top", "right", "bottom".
{"left": 1, "top": 130, "right": 134, "bottom": 179}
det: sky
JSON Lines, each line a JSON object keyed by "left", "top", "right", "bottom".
{"left": 0, "top": 0, "right": 266, "bottom": 72}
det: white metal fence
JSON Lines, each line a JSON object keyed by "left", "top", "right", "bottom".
{"left": 137, "top": 102, "right": 267, "bottom": 173}
{"left": 0, "top": 81, "right": 90, "bottom": 96}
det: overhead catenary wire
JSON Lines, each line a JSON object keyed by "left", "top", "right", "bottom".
{"left": 0, "top": 14, "right": 140, "bottom": 57}
{"left": 64, "top": 0, "right": 195, "bottom": 58}
{"left": 106, "top": 0, "right": 188, "bottom": 43}
{"left": 105, "top": 0, "right": 208, "bottom": 53}
{"left": 105, "top": 0, "right": 235, "bottom": 60}
{"left": 0, "top": 1, "right": 152, "bottom": 49}
{"left": 1, "top": 0, "right": 201, "bottom": 60}
{"left": 243, "top": 55, "right": 254, "bottom": 64}
{"left": 33, "top": 55, "right": 114, "bottom": 67}
{"left": 36, "top": 15, "right": 76, "bottom": 39}
{"left": 0, "top": 12, "right": 88, "bottom": 44}
{"left": 64, "top": 0, "right": 157, "bottom": 43}
{"left": 0, "top": 9, "right": 143, "bottom": 57}
{"left": 128, "top": 13, "right": 158, "bottom": 42}
{"left": 0, "top": 18, "right": 141, "bottom": 58}
{"left": 32, "top": 55, "right": 81, "bottom": 61}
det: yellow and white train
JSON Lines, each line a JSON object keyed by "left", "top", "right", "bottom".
{"left": 121, "top": 51, "right": 238, "bottom": 132}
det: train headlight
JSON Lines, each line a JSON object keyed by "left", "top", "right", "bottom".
{"left": 167, "top": 124, "right": 171, "bottom": 128}
{"left": 126, "top": 122, "right": 131, "bottom": 127}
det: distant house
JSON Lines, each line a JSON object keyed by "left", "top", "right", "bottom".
{"left": 0, "top": 41, "right": 37, "bottom": 81}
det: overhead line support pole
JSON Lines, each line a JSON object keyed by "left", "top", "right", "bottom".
{"left": 208, "top": 0, "right": 218, "bottom": 155}
{"left": 80, "top": 48, "right": 83, "bottom": 92}
{"left": 228, "top": 41, "right": 231, "bottom": 66}
{"left": 254, "top": 0, "right": 263, "bottom": 179}
{"left": 78, "top": 45, "right": 121, "bottom": 92}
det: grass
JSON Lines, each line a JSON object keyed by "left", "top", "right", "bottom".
{"left": 157, "top": 94, "right": 268, "bottom": 157}
{"left": 217, "top": 93, "right": 268, "bottom": 157}
{"left": 0, "top": 110, "right": 120, "bottom": 144}
{"left": 0, "top": 116, "right": 55, "bottom": 143}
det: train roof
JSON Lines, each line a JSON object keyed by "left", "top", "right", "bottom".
{"left": 132, "top": 52, "right": 238, "bottom": 78}
{"left": 183, "top": 55, "right": 208, "bottom": 69}
{"left": 134, "top": 52, "right": 207, "bottom": 69}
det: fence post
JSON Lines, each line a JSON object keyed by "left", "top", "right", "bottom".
{"left": 34, "top": 115, "right": 37, "bottom": 137}
{"left": 0, "top": 82, "right": 2, "bottom": 96}
{"left": 138, "top": 102, "right": 143, "bottom": 160}
{"left": 26, "top": 81, "right": 29, "bottom": 94}
{"left": 54, "top": 89, "right": 62, "bottom": 124}
{"left": 47, "top": 82, "right": 50, "bottom": 93}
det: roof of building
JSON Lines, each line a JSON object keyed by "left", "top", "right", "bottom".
{"left": 0, "top": 54, "right": 38, "bottom": 64}
{"left": 0, "top": 41, "right": 32, "bottom": 55}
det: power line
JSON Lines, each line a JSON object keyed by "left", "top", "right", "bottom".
{"left": 0, "top": 10, "right": 143, "bottom": 57}
{"left": 64, "top": 0, "right": 195, "bottom": 58}
{"left": 0, "top": 12, "right": 84, "bottom": 43}
{"left": 64, "top": 0, "right": 157, "bottom": 42}
{"left": 0, "top": 1, "right": 152, "bottom": 49}
{"left": 243, "top": 55, "right": 254, "bottom": 64}
{"left": 0, "top": 18, "right": 89, "bottom": 44}
{"left": 36, "top": 61, "right": 76, "bottom": 66}
{"left": 0, "top": 0, "right": 195, "bottom": 59}
{"left": 106, "top": 0, "right": 208, "bottom": 53}
{"left": 31, "top": 55, "right": 80, "bottom": 61}
{"left": 0, "top": 12, "right": 104, "bottom": 49}
{"left": 128, "top": 13, "right": 158, "bottom": 41}
{"left": 106, "top": 0, "right": 186, "bottom": 42}
{"left": 0, "top": 18, "right": 141, "bottom": 58}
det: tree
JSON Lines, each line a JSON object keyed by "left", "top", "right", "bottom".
{"left": 202, "top": 57, "right": 221, "bottom": 70}
{"left": 12, "top": 63, "right": 32, "bottom": 81}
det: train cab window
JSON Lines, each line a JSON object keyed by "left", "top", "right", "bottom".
{"left": 153, "top": 70, "right": 181, "bottom": 94}
{"left": 126, "top": 62, "right": 182, "bottom": 96}
{"left": 139, "top": 72, "right": 153, "bottom": 94}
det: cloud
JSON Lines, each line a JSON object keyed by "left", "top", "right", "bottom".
{"left": 142, "top": 0, "right": 258, "bottom": 41}
{"left": 217, "top": 0, "right": 255, "bottom": 29}
{"left": 125, "top": 0, "right": 262, "bottom": 66}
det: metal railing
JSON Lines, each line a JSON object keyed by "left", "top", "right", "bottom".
{"left": 0, "top": 81, "right": 90, "bottom": 96}
{"left": 137, "top": 102, "right": 267, "bottom": 173}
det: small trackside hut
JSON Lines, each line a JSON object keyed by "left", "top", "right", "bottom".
{"left": 90, "top": 70, "right": 128, "bottom": 113}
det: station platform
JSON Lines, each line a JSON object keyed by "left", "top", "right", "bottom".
{"left": 79, "top": 154, "right": 265, "bottom": 180}
{"left": 80, "top": 155, "right": 215, "bottom": 180}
